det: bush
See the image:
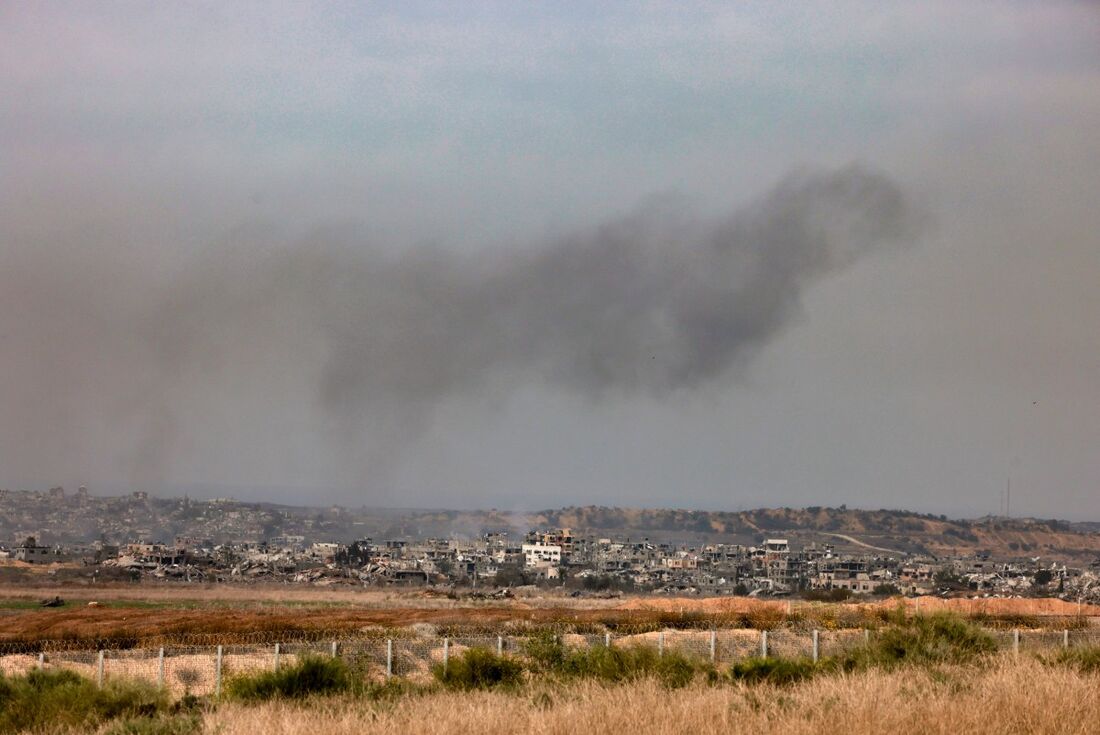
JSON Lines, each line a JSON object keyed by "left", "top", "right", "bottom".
{"left": 563, "top": 645, "right": 657, "bottom": 683}
{"left": 572, "top": 646, "right": 699, "bottom": 688}
{"left": 0, "top": 668, "right": 169, "bottom": 734}
{"left": 523, "top": 631, "right": 567, "bottom": 672}
{"left": 730, "top": 657, "right": 819, "bottom": 686}
{"left": 526, "top": 636, "right": 700, "bottom": 688}
{"left": 1045, "top": 646, "right": 1100, "bottom": 674}
{"left": 432, "top": 648, "right": 524, "bottom": 691}
{"left": 844, "top": 613, "right": 996, "bottom": 669}
{"left": 225, "top": 655, "right": 351, "bottom": 701}
{"left": 652, "top": 653, "right": 697, "bottom": 688}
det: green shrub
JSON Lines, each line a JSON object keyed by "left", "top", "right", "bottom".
{"left": 523, "top": 631, "right": 567, "bottom": 672}
{"left": 730, "top": 657, "right": 819, "bottom": 686}
{"left": 1045, "top": 646, "right": 1100, "bottom": 673}
{"left": 432, "top": 648, "right": 524, "bottom": 691}
{"left": 0, "top": 668, "right": 169, "bottom": 734}
{"left": 561, "top": 645, "right": 651, "bottom": 682}
{"left": 225, "top": 655, "right": 351, "bottom": 701}
{"left": 844, "top": 613, "right": 996, "bottom": 669}
{"left": 653, "top": 653, "right": 698, "bottom": 688}
{"left": 529, "top": 641, "right": 700, "bottom": 688}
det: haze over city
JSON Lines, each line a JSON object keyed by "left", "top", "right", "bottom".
{"left": 2, "top": 2, "right": 1098, "bottom": 518}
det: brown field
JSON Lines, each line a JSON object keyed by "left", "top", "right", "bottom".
{"left": 1, "top": 583, "right": 1097, "bottom": 646}
{"left": 198, "top": 658, "right": 1099, "bottom": 735}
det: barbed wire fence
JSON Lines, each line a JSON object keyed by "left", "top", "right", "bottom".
{"left": 2, "top": 625, "right": 1099, "bottom": 697}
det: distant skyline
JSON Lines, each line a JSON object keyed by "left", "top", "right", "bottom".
{"left": 2, "top": 3, "right": 1099, "bottom": 519}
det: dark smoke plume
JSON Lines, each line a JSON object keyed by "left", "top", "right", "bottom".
{"left": 0, "top": 165, "right": 922, "bottom": 491}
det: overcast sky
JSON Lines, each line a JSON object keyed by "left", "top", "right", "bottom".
{"left": 2, "top": 2, "right": 1098, "bottom": 518}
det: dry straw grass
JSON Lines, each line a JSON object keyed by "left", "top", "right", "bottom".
{"left": 204, "top": 658, "right": 1100, "bottom": 735}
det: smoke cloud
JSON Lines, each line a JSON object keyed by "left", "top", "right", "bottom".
{"left": 0, "top": 165, "right": 921, "bottom": 492}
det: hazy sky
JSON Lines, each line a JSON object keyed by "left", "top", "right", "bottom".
{"left": 2, "top": 2, "right": 1098, "bottom": 518}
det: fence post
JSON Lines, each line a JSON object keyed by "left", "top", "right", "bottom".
{"left": 215, "top": 646, "right": 223, "bottom": 697}
{"left": 157, "top": 647, "right": 165, "bottom": 687}
{"left": 605, "top": 632, "right": 611, "bottom": 648}
{"left": 658, "top": 631, "right": 664, "bottom": 657}
{"left": 273, "top": 642, "right": 280, "bottom": 671}
{"left": 37, "top": 652, "right": 44, "bottom": 670}
{"left": 331, "top": 640, "right": 339, "bottom": 658}
{"left": 761, "top": 630, "right": 768, "bottom": 658}
{"left": 709, "top": 630, "right": 716, "bottom": 663}
{"left": 864, "top": 629, "right": 870, "bottom": 645}
{"left": 1063, "top": 629, "right": 1069, "bottom": 649}
{"left": 1013, "top": 629, "right": 1020, "bottom": 657}
{"left": 443, "top": 637, "right": 449, "bottom": 672}
{"left": 812, "top": 629, "right": 819, "bottom": 663}
{"left": 96, "top": 650, "right": 104, "bottom": 688}
{"left": 386, "top": 639, "right": 393, "bottom": 678}
{"left": 497, "top": 635, "right": 503, "bottom": 656}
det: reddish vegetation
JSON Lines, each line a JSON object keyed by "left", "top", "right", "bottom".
{"left": 0, "top": 586, "right": 1095, "bottom": 646}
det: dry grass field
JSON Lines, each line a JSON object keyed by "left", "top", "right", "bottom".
{"left": 202, "top": 658, "right": 1099, "bottom": 735}
{"left": 4, "top": 603, "right": 1100, "bottom": 735}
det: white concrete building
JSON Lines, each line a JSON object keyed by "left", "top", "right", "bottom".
{"left": 522, "top": 543, "right": 562, "bottom": 567}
